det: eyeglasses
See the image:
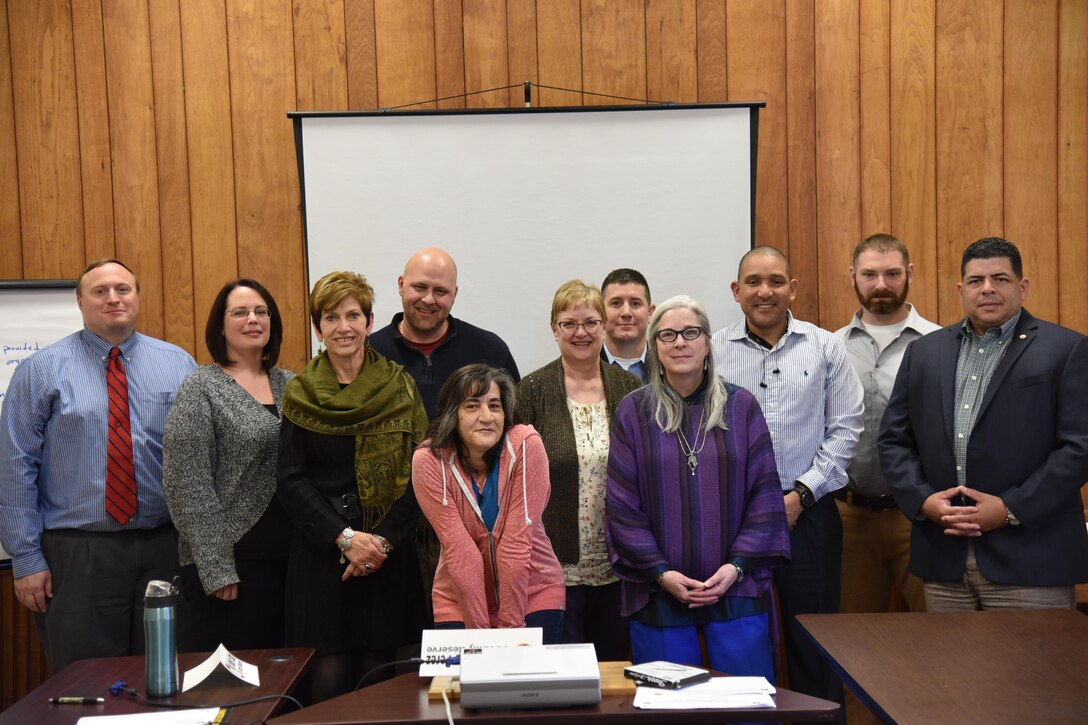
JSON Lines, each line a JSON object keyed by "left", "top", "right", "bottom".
{"left": 226, "top": 307, "right": 271, "bottom": 319}
{"left": 556, "top": 319, "right": 602, "bottom": 335}
{"left": 655, "top": 326, "right": 705, "bottom": 343}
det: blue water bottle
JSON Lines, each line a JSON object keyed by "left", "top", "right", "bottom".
{"left": 144, "top": 578, "right": 180, "bottom": 697}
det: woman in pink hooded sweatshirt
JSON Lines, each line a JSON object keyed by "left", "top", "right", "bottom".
{"left": 413, "top": 364, "right": 566, "bottom": 643}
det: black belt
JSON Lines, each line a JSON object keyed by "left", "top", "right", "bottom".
{"left": 834, "top": 489, "right": 898, "bottom": 512}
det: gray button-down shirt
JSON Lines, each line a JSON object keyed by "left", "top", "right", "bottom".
{"left": 953, "top": 312, "right": 1022, "bottom": 486}
{"left": 836, "top": 304, "right": 941, "bottom": 496}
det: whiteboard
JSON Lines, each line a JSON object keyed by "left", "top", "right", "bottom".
{"left": 291, "top": 104, "right": 759, "bottom": 373}
{"left": 0, "top": 281, "right": 83, "bottom": 562}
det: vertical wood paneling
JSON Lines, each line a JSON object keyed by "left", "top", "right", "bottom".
{"left": 507, "top": 0, "right": 537, "bottom": 107}
{"left": 148, "top": 0, "right": 196, "bottom": 354}
{"left": 696, "top": 0, "right": 726, "bottom": 101}
{"left": 0, "top": 569, "right": 51, "bottom": 711}
{"left": 293, "top": 0, "right": 349, "bottom": 111}
{"left": 783, "top": 0, "right": 818, "bottom": 322}
{"left": 463, "top": 0, "right": 508, "bottom": 108}
{"left": 727, "top": 1, "right": 788, "bottom": 265}
{"left": 1057, "top": 0, "right": 1088, "bottom": 333}
{"left": 859, "top": 0, "right": 890, "bottom": 235}
{"left": 227, "top": 0, "right": 307, "bottom": 371}
{"left": 434, "top": 0, "right": 466, "bottom": 109}
{"left": 102, "top": 0, "right": 165, "bottom": 338}
{"left": 536, "top": 0, "right": 582, "bottom": 106}
{"left": 374, "top": 0, "right": 436, "bottom": 109}
{"left": 181, "top": 0, "right": 238, "bottom": 363}
{"left": 8, "top": 0, "right": 84, "bottom": 279}
{"left": 1004, "top": 0, "right": 1058, "bottom": 322}
{"left": 70, "top": 0, "right": 115, "bottom": 262}
{"left": 581, "top": 0, "right": 646, "bottom": 105}
{"left": 935, "top": 0, "right": 1003, "bottom": 320}
{"left": 890, "top": 0, "right": 938, "bottom": 320}
{"left": 345, "top": 0, "right": 378, "bottom": 109}
{"left": 0, "top": 0, "right": 22, "bottom": 278}
{"left": 814, "top": 0, "right": 861, "bottom": 327}
{"left": 646, "top": 0, "right": 697, "bottom": 104}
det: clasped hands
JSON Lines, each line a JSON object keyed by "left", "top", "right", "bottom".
{"left": 921, "top": 485, "right": 1008, "bottom": 536}
{"left": 340, "top": 533, "right": 389, "bottom": 580}
{"left": 658, "top": 564, "right": 740, "bottom": 609}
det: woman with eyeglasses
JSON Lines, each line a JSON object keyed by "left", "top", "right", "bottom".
{"left": 277, "top": 271, "right": 427, "bottom": 701}
{"left": 516, "top": 280, "right": 642, "bottom": 659}
{"left": 605, "top": 295, "right": 790, "bottom": 680}
{"left": 163, "top": 279, "right": 294, "bottom": 651}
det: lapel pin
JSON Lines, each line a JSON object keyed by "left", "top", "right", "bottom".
{"left": 1019, "top": 334, "right": 1026, "bottom": 340}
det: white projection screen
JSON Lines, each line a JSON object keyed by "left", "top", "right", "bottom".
{"left": 290, "top": 103, "right": 760, "bottom": 373}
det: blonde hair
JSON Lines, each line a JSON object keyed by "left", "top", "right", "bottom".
{"left": 550, "top": 279, "right": 605, "bottom": 325}
{"left": 309, "top": 271, "right": 374, "bottom": 327}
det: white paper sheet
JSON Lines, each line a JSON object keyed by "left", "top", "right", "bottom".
{"left": 181, "top": 644, "right": 260, "bottom": 692}
{"left": 632, "top": 676, "right": 777, "bottom": 710}
{"left": 76, "top": 708, "right": 221, "bottom": 724}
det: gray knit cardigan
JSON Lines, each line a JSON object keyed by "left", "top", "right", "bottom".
{"left": 162, "top": 365, "right": 293, "bottom": 594}
{"left": 515, "top": 358, "right": 641, "bottom": 564}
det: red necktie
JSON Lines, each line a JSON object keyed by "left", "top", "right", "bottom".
{"left": 106, "top": 347, "right": 137, "bottom": 524}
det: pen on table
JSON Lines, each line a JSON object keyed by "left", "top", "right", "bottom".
{"left": 49, "top": 696, "right": 105, "bottom": 705}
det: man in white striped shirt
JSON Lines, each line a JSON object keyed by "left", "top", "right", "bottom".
{"left": 711, "top": 246, "right": 862, "bottom": 714}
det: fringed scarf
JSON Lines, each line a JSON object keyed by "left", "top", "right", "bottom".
{"left": 282, "top": 347, "right": 427, "bottom": 531}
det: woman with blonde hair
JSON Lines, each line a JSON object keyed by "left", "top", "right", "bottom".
{"left": 278, "top": 271, "right": 427, "bottom": 701}
{"left": 516, "top": 279, "right": 641, "bottom": 659}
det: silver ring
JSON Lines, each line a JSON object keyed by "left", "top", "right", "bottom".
{"left": 364, "top": 562, "right": 373, "bottom": 570}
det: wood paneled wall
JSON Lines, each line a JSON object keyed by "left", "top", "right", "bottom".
{"left": 2, "top": 0, "right": 1085, "bottom": 371}
{"left": 1, "top": 0, "right": 1087, "bottom": 708}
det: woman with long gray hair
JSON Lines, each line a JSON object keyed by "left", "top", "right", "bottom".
{"left": 605, "top": 295, "right": 790, "bottom": 680}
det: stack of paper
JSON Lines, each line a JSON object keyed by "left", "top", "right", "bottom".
{"left": 632, "top": 676, "right": 776, "bottom": 710}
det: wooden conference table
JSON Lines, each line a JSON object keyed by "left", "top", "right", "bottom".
{"left": 798, "top": 609, "right": 1088, "bottom": 725}
{"left": 269, "top": 670, "right": 841, "bottom": 724}
{"left": 0, "top": 647, "right": 314, "bottom": 725}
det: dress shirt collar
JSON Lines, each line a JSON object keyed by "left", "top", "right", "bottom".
{"left": 958, "top": 310, "right": 1022, "bottom": 342}
{"left": 843, "top": 303, "right": 930, "bottom": 338}
{"left": 80, "top": 328, "right": 139, "bottom": 360}
{"left": 602, "top": 342, "right": 648, "bottom": 365}
{"left": 727, "top": 310, "right": 806, "bottom": 346}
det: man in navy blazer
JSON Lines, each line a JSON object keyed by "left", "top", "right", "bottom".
{"left": 878, "top": 237, "right": 1088, "bottom": 610}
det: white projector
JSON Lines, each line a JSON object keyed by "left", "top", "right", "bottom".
{"left": 458, "top": 643, "right": 601, "bottom": 710}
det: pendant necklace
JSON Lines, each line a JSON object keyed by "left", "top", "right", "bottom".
{"left": 676, "top": 417, "right": 707, "bottom": 476}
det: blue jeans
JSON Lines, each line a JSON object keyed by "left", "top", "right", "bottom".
{"left": 435, "top": 609, "right": 565, "bottom": 644}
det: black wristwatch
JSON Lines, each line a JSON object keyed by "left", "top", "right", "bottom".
{"left": 793, "top": 483, "right": 815, "bottom": 508}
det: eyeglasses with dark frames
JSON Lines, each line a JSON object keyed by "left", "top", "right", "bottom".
{"left": 655, "top": 326, "right": 705, "bottom": 343}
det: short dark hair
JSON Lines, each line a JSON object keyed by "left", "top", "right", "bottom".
{"left": 426, "top": 364, "right": 517, "bottom": 472}
{"left": 737, "top": 245, "right": 791, "bottom": 279}
{"left": 601, "top": 268, "right": 651, "bottom": 304}
{"left": 961, "top": 237, "right": 1023, "bottom": 278}
{"left": 853, "top": 233, "right": 909, "bottom": 266}
{"left": 205, "top": 279, "right": 283, "bottom": 371}
{"left": 77, "top": 258, "right": 140, "bottom": 296}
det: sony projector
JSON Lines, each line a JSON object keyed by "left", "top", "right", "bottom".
{"left": 458, "top": 643, "right": 601, "bottom": 710}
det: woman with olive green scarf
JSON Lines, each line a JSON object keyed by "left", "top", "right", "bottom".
{"left": 277, "top": 271, "right": 428, "bottom": 703}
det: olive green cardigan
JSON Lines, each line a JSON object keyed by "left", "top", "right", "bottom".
{"left": 515, "top": 358, "right": 642, "bottom": 564}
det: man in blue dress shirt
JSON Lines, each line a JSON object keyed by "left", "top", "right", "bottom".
{"left": 0, "top": 259, "right": 196, "bottom": 670}
{"left": 599, "top": 268, "right": 655, "bottom": 383}
{"left": 711, "top": 246, "right": 863, "bottom": 718}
